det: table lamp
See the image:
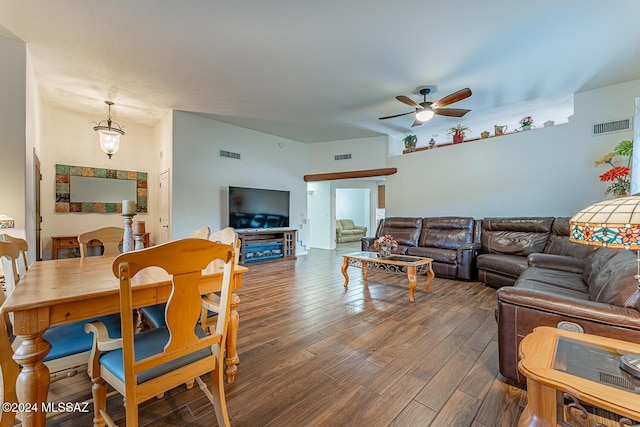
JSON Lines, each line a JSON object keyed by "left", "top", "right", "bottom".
{"left": 0, "top": 214, "right": 15, "bottom": 229}
{"left": 570, "top": 195, "right": 640, "bottom": 378}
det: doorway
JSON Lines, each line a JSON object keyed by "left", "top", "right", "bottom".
{"left": 159, "top": 169, "right": 170, "bottom": 243}
{"left": 336, "top": 188, "right": 370, "bottom": 236}
{"left": 307, "top": 180, "right": 381, "bottom": 250}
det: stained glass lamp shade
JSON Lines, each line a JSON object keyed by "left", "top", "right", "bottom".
{"left": 570, "top": 195, "right": 640, "bottom": 377}
{"left": 0, "top": 214, "right": 14, "bottom": 229}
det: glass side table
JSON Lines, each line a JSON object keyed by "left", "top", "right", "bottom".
{"left": 518, "top": 326, "right": 640, "bottom": 427}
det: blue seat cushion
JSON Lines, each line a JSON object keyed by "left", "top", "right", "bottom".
{"left": 139, "top": 303, "right": 167, "bottom": 328}
{"left": 44, "top": 314, "right": 122, "bottom": 362}
{"left": 99, "top": 326, "right": 211, "bottom": 384}
{"left": 140, "top": 303, "right": 218, "bottom": 329}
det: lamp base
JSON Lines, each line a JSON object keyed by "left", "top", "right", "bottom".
{"left": 620, "top": 353, "right": 640, "bottom": 378}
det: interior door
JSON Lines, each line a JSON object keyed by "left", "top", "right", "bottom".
{"left": 34, "top": 151, "right": 42, "bottom": 261}
{"left": 159, "top": 169, "right": 170, "bottom": 243}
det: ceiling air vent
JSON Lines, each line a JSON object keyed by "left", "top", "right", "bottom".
{"left": 334, "top": 154, "right": 352, "bottom": 161}
{"left": 592, "top": 118, "right": 632, "bottom": 136}
{"left": 219, "top": 149, "right": 241, "bottom": 160}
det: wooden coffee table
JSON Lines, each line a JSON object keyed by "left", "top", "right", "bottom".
{"left": 341, "top": 251, "right": 434, "bottom": 302}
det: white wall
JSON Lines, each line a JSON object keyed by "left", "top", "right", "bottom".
{"left": 39, "top": 105, "right": 160, "bottom": 259}
{"left": 336, "top": 188, "right": 369, "bottom": 227}
{"left": 307, "top": 181, "right": 333, "bottom": 249}
{"left": 171, "top": 111, "right": 309, "bottom": 253}
{"left": 157, "top": 109, "right": 174, "bottom": 243}
{"left": 25, "top": 47, "right": 41, "bottom": 262}
{"left": 306, "top": 135, "right": 388, "bottom": 174}
{"left": 0, "top": 35, "right": 26, "bottom": 247}
{"left": 383, "top": 79, "right": 640, "bottom": 219}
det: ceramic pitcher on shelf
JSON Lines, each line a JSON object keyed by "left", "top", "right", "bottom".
{"left": 494, "top": 124, "right": 508, "bottom": 136}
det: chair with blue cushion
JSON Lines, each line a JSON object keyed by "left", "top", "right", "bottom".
{"left": 138, "top": 226, "right": 212, "bottom": 329}
{"left": 0, "top": 240, "right": 122, "bottom": 382}
{"left": 141, "top": 227, "right": 239, "bottom": 331}
{"left": 84, "top": 238, "right": 235, "bottom": 426}
{"left": 201, "top": 227, "right": 240, "bottom": 331}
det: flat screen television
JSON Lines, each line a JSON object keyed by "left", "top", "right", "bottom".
{"left": 228, "top": 186, "right": 290, "bottom": 230}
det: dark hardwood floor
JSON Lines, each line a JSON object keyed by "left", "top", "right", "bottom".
{"left": 44, "top": 243, "right": 527, "bottom": 426}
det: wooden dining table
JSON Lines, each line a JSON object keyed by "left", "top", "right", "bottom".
{"left": 0, "top": 255, "right": 247, "bottom": 427}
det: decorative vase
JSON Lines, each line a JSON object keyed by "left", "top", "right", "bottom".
{"left": 379, "top": 246, "right": 391, "bottom": 258}
{"left": 522, "top": 125, "right": 531, "bottom": 131}
{"left": 453, "top": 132, "right": 464, "bottom": 144}
{"left": 494, "top": 125, "right": 508, "bottom": 136}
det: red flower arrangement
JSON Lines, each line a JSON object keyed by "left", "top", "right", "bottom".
{"left": 594, "top": 140, "right": 632, "bottom": 197}
{"left": 599, "top": 166, "right": 630, "bottom": 183}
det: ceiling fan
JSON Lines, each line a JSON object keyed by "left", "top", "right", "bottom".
{"left": 379, "top": 87, "right": 472, "bottom": 127}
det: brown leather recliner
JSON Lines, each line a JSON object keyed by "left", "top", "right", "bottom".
{"left": 496, "top": 247, "right": 640, "bottom": 385}
{"left": 476, "top": 217, "right": 555, "bottom": 288}
{"left": 406, "top": 217, "right": 480, "bottom": 280}
{"left": 362, "top": 217, "right": 422, "bottom": 254}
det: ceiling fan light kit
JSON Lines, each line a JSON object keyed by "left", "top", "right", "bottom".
{"left": 415, "top": 109, "right": 434, "bottom": 122}
{"left": 379, "top": 86, "right": 472, "bottom": 127}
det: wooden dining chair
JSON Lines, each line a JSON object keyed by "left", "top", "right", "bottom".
{"left": 141, "top": 227, "right": 239, "bottom": 330}
{"left": 0, "top": 234, "right": 29, "bottom": 279}
{"left": 0, "top": 290, "right": 19, "bottom": 427}
{"left": 190, "top": 225, "right": 211, "bottom": 239}
{"left": 0, "top": 240, "right": 122, "bottom": 382}
{"left": 78, "top": 227, "right": 124, "bottom": 257}
{"left": 84, "top": 238, "right": 235, "bottom": 426}
{"left": 0, "top": 241, "right": 20, "bottom": 297}
{"left": 138, "top": 226, "right": 213, "bottom": 329}
{"left": 201, "top": 227, "right": 240, "bottom": 330}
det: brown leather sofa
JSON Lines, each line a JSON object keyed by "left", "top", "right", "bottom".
{"left": 362, "top": 215, "right": 640, "bottom": 387}
{"left": 361, "top": 216, "right": 480, "bottom": 280}
{"left": 496, "top": 246, "right": 640, "bottom": 384}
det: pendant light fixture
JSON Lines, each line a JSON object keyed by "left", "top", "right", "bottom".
{"left": 93, "top": 101, "right": 125, "bottom": 159}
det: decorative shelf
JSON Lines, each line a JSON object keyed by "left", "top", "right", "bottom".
{"left": 402, "top": 128, "right": 540, "bottom": 154}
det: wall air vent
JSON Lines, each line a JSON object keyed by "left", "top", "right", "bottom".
{"left": 592, "top": 118, "right": 632, "bottom": 136}
{"left": 334, "top": 154, "right": 352, "bottom": 161}
{"left": 219, "top": 149, "right": 241, "bottom": 160}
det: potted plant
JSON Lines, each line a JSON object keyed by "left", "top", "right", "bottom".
{"left": 594, "top": 139, "right": 633, "bottom": 197}
{"left": 519, "top": 116, "right": 534, "bottom": 131}
{"left": 403, "top": 134, "right": 418, "bottom": 152}
{"left": 447, "top": 124, "right": 470, "bottom": 144}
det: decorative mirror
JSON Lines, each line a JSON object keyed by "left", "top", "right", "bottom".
{"left": 55, "top": 164, "right": 148, "bottom": 213}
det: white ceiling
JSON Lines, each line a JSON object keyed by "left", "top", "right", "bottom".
{"left": 2, "top": 0, "right": 640, "bottom": 143}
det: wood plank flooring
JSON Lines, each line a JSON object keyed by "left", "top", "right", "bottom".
{"left": 42, "top": 243, "right": 527, "bottom": 426}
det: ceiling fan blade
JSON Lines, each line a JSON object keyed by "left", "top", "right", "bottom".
{"left": 378, "top": 111, "right": 414, "bottom": 120}
{"left": 433, "top": 108, "right": 471, "bottom": 118}
{"left": 396, "top": 95, "right": 423, "bottom": 109}
{"left": 411, "top": 119, "right": 424, "bottom": 127}
{"left": 431, "top": 88, "right": 472, "bottom": 109}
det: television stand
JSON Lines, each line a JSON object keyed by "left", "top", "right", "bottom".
{"left": 237, "top": 229, "right": 296, "bottom": 265}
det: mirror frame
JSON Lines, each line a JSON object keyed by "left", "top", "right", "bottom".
{"left": 55, "top": 164, "right": 148, "bottom": 213}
